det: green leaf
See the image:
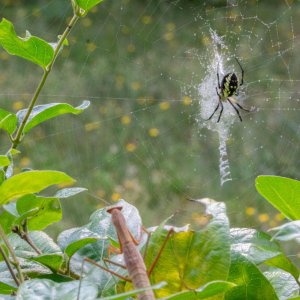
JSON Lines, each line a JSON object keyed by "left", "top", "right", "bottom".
{"left": 16, "top": 194, "right": 62, "bottom": 230}
{"left": 17, "top": 101, "right": 90, "bottom": 134}
{"left": 0, "top": 113, "right": 17, "bottom": 135}
{"left": 0, "top": 18, "right": 54, "bottom": 69}
{"left": 225, "top": 252, "right": 279, "bottom": 300}
{"left": 270, "top": 221, "right": 300, "bottom": 242}
{"left": 31, "top": 254, "right": 64, "bottom": 273}
{"left": 164, "top": 281, "right": 236, "bottom": 299}
{"left": 101, "top": 282, "right": 166, "bottom": 300}
{"left": 230, "top": 228, "right": 299, "bottom": 280}
{"left": 0, "top": 170, "right": 74, "bottom": 205}
{"left": 72, "top": 0, "right": 104, "bottom": 16}
{"left": 16, "top": 279, "right": 98, "bottom": 300}
{"left": 264, "top": 270, "right": 299, "bottom": 300}
{"left": 256, "top": 176, "right": 300, "bottom": 220}
{"left": 9, "top": 231, "right": 61, "bottom": 259}
{"left": 64, "top": 236, "right": 99, "bottom": 259}
{"left": 145, "top": 198, "right": 231, "bottom": 298}
{"left": 0, "top": 156, "right": 10, "bottom": 167}
{"left": 54, "top": 187, "right": 87, "bottom": 198}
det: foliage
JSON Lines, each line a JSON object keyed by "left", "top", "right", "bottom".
{"left": 0, "top": 0, "right": 299, "bottom": 299}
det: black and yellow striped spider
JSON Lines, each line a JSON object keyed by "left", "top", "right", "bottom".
{"left": 206, "top": 58, "right": 250, "bottom": 122}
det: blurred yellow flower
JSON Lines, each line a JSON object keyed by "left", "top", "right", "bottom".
{"left": 82, "top": 18, "right": 92, "bottom": 27}
{"left": 166, "top": 22, "right": 176, "bottom": 31}
{"left": 32, "top": 8, "right": 40, "bottom": 17}
{"left": 121, "top": 115, "right": 131, "bottom": 125}
{"left": 86, "top": 42, "right": 97, "bottom": 53}
{"left": 126, "top": 142, "right": 136, "bottom": 152}
{"left": 182, "top": 96, "right": 192, "bottom": 106}
{"left": 159, "top": 101, "right": 170, "bottom": 111}
{"left": 131, "top": 81, "right": 141, "bottom": 91}
{"left": 142, "top": 15, "right": 152, "bottom": 25}
{"left": 245, "top": 207, "right": 255, "bottom": 216}
{"left": 121, "top": 25, "right": 130, "bottom": 35}
{"left": 0, "top": 51, "right": 9, "bottom": 61}
{"left": 149, "top": 128, "right": 159, "bottom": 137}
{"left": 20, "top": 157, "right": 31, "bottom": 168}
{"left": 274, "top": 213, "right": 284, "bottom": 222}
{"left": 258, "top": 213, "right": 269, "bottom": 223}
{"left": 12, "top": 101, "right": 24, "bottom": 111}
{"left": 85, "top": 122, "right": 100, "bottom": 132}
{"left": 163, "top": 32, "right": 174, "bottom": 41}
{"left": 202, "top": 36, "right": 211, "bottom": 46}
{"left": 111, "top": 192, "right": 121, "bottom": 202}
{"left": 127, "top": 43, "right": 135, "bottom": 53}
{"left": 115, "top": 75, "right": 124, "bottom": 89}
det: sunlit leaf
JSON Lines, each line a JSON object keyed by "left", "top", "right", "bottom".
{"left": 0, "top": 18, "right": 54, "bottom": 69}
{"left": 145, "top": 198, "right": 231, "bottom": 298}
{"left": 72, "top": 0, "right": 104, "bottom": 16}
{"left": 0, "top": 113, "right": 17, "bottom": 135}
{"left": 16, "top": 279, "right": 98, "bottom": 300}
{"left": 0, "top": 156, "right": 10, "bottom": 167}
{"left": 164, "top": 281, "right": 236, "bottom": 299}
{"left": 269, "top": 221, "right": 300, "bottom": 243}
{"left": 264, "top": 270, "right": 299, "bottom": 300}
{"left": 31, "top": 254, "right": 64, "bottom": 273}
{"left": 16, "top": 194, "right": 62, "bottom": 230}
{"left": 230, "top": 228, "right": 299, "bottom": 280}
{"left": 256, "top": 176, "right": 300, "bottom": 220}
{"left": 17, "top": 101, "right": 90, "bottom": 134}
{"left": 54, "top": 187, "right": 87, "bottom": 198}
{"left": 224, "top": 252, "right": 279, "bottom": 300}
{"left": 0, "top": 170, "right": 74, "bottom": 205}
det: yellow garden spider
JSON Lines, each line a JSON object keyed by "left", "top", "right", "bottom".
{"left": 206, "top": 58, "right": 250, "bottom": 122}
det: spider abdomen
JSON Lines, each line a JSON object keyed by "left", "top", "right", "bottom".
{"left": 221, "top": 72, "right": 238, "bottom": 98}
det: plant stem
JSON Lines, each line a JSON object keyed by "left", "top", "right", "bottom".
{"left": 11, "top": 14, "right": 79, "bottom": 150}
{"left": 0, "top": 244, "right": 19, "bottom": 286}
{"left": 0, "top": 224, "right": 24, "bottom": 283}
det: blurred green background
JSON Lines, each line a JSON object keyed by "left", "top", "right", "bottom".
{"left": 0, "top": 0, "right": 299, "bottom": 245}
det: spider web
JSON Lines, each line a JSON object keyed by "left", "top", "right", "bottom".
{"left": 0, "top": 0, "right": 299, "bottom": 255}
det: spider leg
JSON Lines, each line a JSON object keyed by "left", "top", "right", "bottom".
{"left": 235, "top": 58, "right": 244, "bottom": 86}
{"left": 216, "top": 100, "right": 224, "bottom": 123}
{"left": 236, "top": 102, "right": 251, "bottom": 112}
{"left": 227, "top": 98, "right": 242, "bottom": 122}
{"left": 217, "top": 71, "right": 221, "bottom": 89}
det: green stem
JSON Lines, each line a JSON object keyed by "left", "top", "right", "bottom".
{"left": 0, "top": 243, "right": 19, "bottom": 286}
{"left": 12, "top": 14, "right": 79, "bottom": 149}
{"left": 0, "top": 224, "right": 24, "bottom": 283}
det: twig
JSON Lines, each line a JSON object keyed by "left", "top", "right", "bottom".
{"left": 0, "top": 244, "right": 19, "bottom": 286}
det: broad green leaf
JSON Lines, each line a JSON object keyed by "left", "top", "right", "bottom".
{"left": 100, "top": 282, "right": 166, "bottom": 300}
{"left": 0, "top": 156, "right": 10, "bottom": 167}
{"left": 256, "top": 176, "right": 300, "bottom": 220}
{"left": 0, "top": 210, "right": 16, "bottom": 234}
{"left": 9, "top": 231, "right": 61, "bottom": 259}
{"left": 225, "top": 252, "right": 279, "bottom": 300}
{"left": 0, "top": 170, "right": 5, "bottom": 185}
{"left": 145, "top": 198, "right": 231, "bottom": 298}
{"left": 31, "top": 254, "right": 64, "bottom": 273}
{"left": 64, "top": 236, "right": 99, "bottom": 259}
{"left": 165, "top": 281, "right": 236, "bottom": 300}
{"left": 0, "top": 170, "right": 74, "bottom": 205}
{"left": 17, "top": 101, "right": 90, "bottom": 134}
{"left": 0, "top": 113, "right": 17, "bottom": 134}
{"left": 16, "top": 194, "right": 62, "bottom": 230}
{"left": 0, "top": 262, "right": 17, "bottom": 294}
{"left": 54, "top": 187, "right": 87, "bottom": 198}
{"left": 230, "top": 228, "right": 299, "bottom": 280}
{"left": 16, "top": 279, "right": 98, "bottom": 300}
{"left": 270, "top": 221, "right": 300, "bottom": 243}
{"left": 0, "top": 18, "right": 54, "bottom": 69}
{"left": 72, "top": 0, "right": 104, "bottom": 16}
{"left": 264, "top": 270, "right": 299, "bottom": 300}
